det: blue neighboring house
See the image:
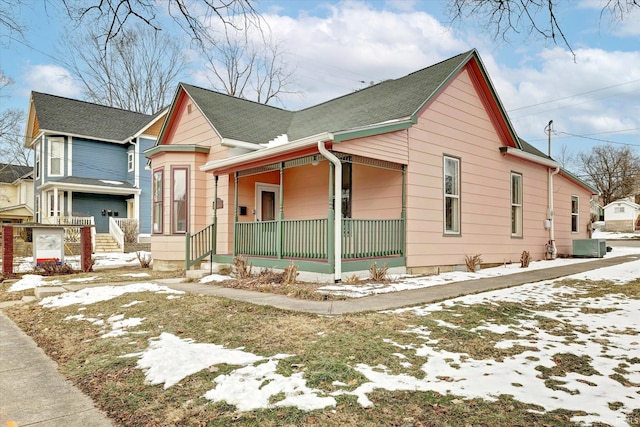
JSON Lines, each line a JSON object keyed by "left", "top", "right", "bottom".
{"left": 24, "top": 92, "right": 167, "bottom": 237}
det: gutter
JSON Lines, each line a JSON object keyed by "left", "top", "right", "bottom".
{"left": 499, "top": 146, "right": 560, "bottom": 168}
{"left": 200, "top": 132, "right": 334, "bottom": 173}
{"left": 317, "top": 140, "right": 342, "bottom": 283}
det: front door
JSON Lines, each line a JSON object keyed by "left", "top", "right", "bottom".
{"left": 255, "top": 183, "right": 279, "bottom": 221}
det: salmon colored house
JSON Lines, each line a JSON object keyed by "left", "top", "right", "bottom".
{"left": 145, "top": 49, "right": 597, "bottom": 282}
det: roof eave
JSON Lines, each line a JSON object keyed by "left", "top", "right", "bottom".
{"left": 333, "top": 118, "right": 414, "bottom": 143}
{"left": 37, "top": 181, "right": 141, "bottom": 196}
{"left": 201, "top": 132, "right": 334, "bottom": 174}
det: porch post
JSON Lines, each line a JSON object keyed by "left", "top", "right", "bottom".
{"left": 401, "top": 165, "right": 406, "bottom": 257}
{"left": 327, "top": 162, "right": 335, "bottom": 272}
{"left": 277, "top": 162, "right": 284, "bottom": 259}
{"left": 53, "top": 187, "right": 59, "bottom": 221}
{"left": 233, "top": 172, "right": 239, "bottom": 256}
{"left": 212, "top": 175, "right": 218, "bottom": 270}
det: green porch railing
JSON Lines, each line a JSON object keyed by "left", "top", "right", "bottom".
{"left": 282, "top": 218, "right": 328, "bottom": 258}
{"left": 235, "top": 220, "right": 278, "bottom": 256}
{"left": 185, "top": 223, "right": 215, "bottom": 270}
{"left": 342, "top": 218, "right": 404, "bottom": 259}
{"left": 234, "top": 218, "right": 403, "bottom": 260}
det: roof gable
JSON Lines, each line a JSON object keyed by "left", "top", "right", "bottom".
{"left": 167, "top": 50, "right": 521, "bottom": 149}
{"left": 27, "top": 92, "right": 158, "bottom": 144}
{"left": 0, "top": 163, "right": 32, "bottom": 183}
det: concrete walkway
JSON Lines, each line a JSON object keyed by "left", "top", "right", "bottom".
{"left": 0, "top": 312, "right": 113, "bottom": 427}
{"left": 166, "top": 253, "right": 640, "bottom": 314}
{"left": 0, "top": 252, "right": 638, "bottom": 426}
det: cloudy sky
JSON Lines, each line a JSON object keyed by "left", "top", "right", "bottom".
{"left": 1, "top": 0, "right": 638, "bottom": 163}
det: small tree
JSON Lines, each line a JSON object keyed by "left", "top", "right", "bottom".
{"left": 578, "top": 144, "right": 640, "bottom": 206}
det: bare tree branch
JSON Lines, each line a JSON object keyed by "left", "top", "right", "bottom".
{"left": 578, "top": 144, "right": 640, "bottom": 205}
{"left": 202, "top": 28, "right": 298, "bottom": 106}
{"left": 447, "top": 0, "right": 639, "bottom": 59}
{"left": 63, "top": 27, "right": 188, "bottom": 114}
{"left": 0, "top": 70, "right": 29, "bottom": 166}
{"left": 60, "top": 0, "right": 261, "bottom": 50}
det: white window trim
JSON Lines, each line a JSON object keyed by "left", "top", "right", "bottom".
{"left": 48, "top": 137, "right": 64, "bottom": 177}
{"left": 35, "top": 141, "right": 41, "bottom": 180}
{"left": 255, "top": 183, "right": 280, "bottom": 222}
{"left": 511, "top": 172, "right": 523, "bottom": 237}
{"left": 443, "top": 156, "right": 460, "bottom": 235}
{"left": 128, "top": 151, "right": 135, "bottom": 172}
{"left": 571, "top": 195, "right": 579, "bottom": 233}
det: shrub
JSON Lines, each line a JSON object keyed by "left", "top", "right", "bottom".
{"left": 233, "top": 255, "right": 252, "bottom": 279}
{"left": 369, "top": 262, "right": 390, "bottom": 283}
{"left": 465, "top": 254, "right": 483, "bottom": 272}
{"left": 120, "top": 220, "right": 139, "bottom": 244}
{"left": 520, "top": 250, "right": 531, "bottom": 268}
{"left": 136, "top": 251, "right": 152, "bottom": 268}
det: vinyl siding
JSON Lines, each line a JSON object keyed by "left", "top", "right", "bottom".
{"left": 72, "top": 137, "right": 128, "bottom": 180}
{"left": 337, "top": 130, "right": 409, "bottom": 164}
{"left": 72, "top": 193, "right": 127, "bottom": 233}
{"left": 404, "top": 67, "right": 591, "bottom": 270}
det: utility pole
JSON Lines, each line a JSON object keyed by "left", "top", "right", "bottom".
{"left": 547, "top": 120, "right": 553, "bottom": 156}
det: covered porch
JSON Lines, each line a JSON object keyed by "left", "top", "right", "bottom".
{"left": 189, "top": 148, "right": 407, "bottom": 281}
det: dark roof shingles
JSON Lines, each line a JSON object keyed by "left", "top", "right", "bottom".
{"left": 32, "top": 92, "right": 154, "bottom": 142}
{"left": 0, "top": 163, "right": 32, "bottom": 183}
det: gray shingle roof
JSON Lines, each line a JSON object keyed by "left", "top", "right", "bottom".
{"left": 32, "top": 92, "right": 155, "bottom": 142}
{"left": 181, "top": 84, "right": 293, "bottom": 145}
{"left": 0, "top": 163, "right": 32, "bottom": 183}
{"left": 180, "top": 51, "right": 473, "bottom": 144}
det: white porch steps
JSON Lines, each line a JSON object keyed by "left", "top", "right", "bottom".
{"left": 94, "top": 233, "right": 122, "bottom": 253}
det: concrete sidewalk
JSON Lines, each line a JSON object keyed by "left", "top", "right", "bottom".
{"left": 0, "top": 312, "right": 113, "bottom": 427}
{"left": 165, "top": 253, "right": 640, "bottom": 314}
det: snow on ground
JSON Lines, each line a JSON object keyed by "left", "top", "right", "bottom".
{"left": 9, "top": 251, "right": 151, "bottom": 273}
{"left": 318, "top": 241, "right": 640, "bottom": 298}
{"left": 8, "top": 275, "right": 60, "bottom": 292}
{"left": 39, "top": 283, "right": 184, "bottom": 308}
{"left": 37, "top": 248, "right": 640, "bottom": 425}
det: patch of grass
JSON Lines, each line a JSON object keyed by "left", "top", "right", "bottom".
{"left": 2, "top": 274, "right": 638, "bottom": 426}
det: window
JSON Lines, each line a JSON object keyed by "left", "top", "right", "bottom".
{"left": 443, "top": 156, "right": 460, "bottom": 234}
{"left": 171, "top": 167, "right": 188, "bottom": 233}
{"left": 48, "top": 191, "right": 64, "bottom": 217}
{"left": 48, "top": 138, "right": 63, "bottom": 176}
{"left": 571, "top": 195, "right": 579, "bottom": 233}
{"left": 614, "top": 206, "right": 625, "bottom": 214}
{"left": 127, "top": 152, "right": 134, "bottom": 172}
{"left": 511, "top": 173, "right": 523, "bottom": 237}
{"left": 342, "top": 160, "right": 352, "bottom": 218}
{"left": 152, "top": 169, "right": 163, "bottom": 233}
{"left": 35, "top": 142, "right": 40, "bottom": 179}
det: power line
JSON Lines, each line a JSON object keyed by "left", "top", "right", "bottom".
{"left": 557, "top": 131, "right": 640, "bottom": 147}
{"left": 507, "top": 78, "right": 640, "bottom": 113}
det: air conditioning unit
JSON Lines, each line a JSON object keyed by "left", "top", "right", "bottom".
{"left": 572, "top": 239, "right": 606, "bottom": 258}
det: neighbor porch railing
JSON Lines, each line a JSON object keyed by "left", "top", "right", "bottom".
{"left": 47, "top": 215, "right": 96, "bottom": 253}
{"left": 110, "top": 218, "right": 139, "bottom": 249}
{"left": 234, "top": 218, "right": 402, "bottom": 259}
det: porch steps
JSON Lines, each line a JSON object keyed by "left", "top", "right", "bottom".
{"left": 94, "top": 233, "right": 122, "bottom": 253}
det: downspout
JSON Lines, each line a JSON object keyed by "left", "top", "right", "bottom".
{"left": 317, "top": 140, "right": 342, "bottom": 283}
{"left": 546, "top": 120, "right": 559, "bottom": 260}
{"left": 548, "top": 166, "right": 560, "bottom": 259}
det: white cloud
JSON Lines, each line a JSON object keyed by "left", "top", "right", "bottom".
{"left": 22, "top": 64, "right": 82, "bottom": 98}
{"left": 257, "top": 1, "right": 468, "bottom": 108}
{"left": 490, "top": 47, "right": 640, "bottom": 153}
